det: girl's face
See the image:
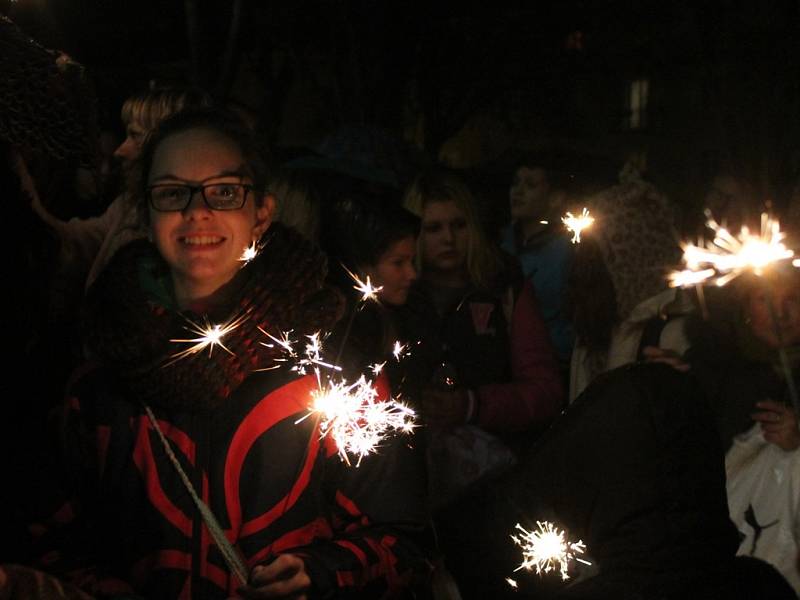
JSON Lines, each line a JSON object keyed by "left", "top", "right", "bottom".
{"left": 364, "top": 236, "right": 417, "bottom": 306}
{"left": 746, "top": 277, "right": 800, "bottom": 348}
{"left": 147, "top": 128, "right": 273, "bottom": 306}
{"left": 420, "top": 200, "right": 469, "bottom": 276}
{"left": 509, "top": 166, "right": 550, "bottom": 222}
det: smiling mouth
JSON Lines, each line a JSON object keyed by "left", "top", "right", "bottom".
{"left": 180, "top": 235, "right": 225, "bottom": 246}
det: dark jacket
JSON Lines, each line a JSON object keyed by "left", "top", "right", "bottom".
{"left": 398, "top": 277, "right": 563, "bottom": 438}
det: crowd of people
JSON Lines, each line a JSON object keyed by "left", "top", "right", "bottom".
{"left": 2, "top": 16, "right": 799, "bottom": 600}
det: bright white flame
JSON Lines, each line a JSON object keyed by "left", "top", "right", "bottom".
{"left": 561, "top": 208, "right": 594, "bottom": 243}
{"left": 261, "top": 328, "right": 417, "bottom": 465}
{"left": 392, "top": 341, "right": 407, "bottom": 361}
{"left": 343, "top": 266, "right": 383, "bottom": 302}
{"left": 506, "top": 577, "right": 518, "bottom": 589}
{"left": 794, "top": 259, "right": 800, "bottom": 268}
{"left": 370, "top": 362, "right": 386, "bottom": 375}
{"left": 307, "top": 376, "right": 416, "bottom": 466}
{"left": 511, "top": 521, "right": 588, "bottom": 581}
{"left": 168, "top": 314, "right": 248, "bottom": 363}
{"left": 539, "top": 220, "right": 549, "bottom": 225}
{"left": 239, "top": 241, "right": 259, "bottom": 263}
{"left": 669, "top": 211, "right": 795, "bottom": 287}
{"left": 667, "top": 268, "right": 716, "bottom": 288}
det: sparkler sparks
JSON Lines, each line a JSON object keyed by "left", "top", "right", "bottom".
{"left": 259, "top": 329, "right": 341, "bottom": 375}
{"left": 260, "top": 328, "right": 417, "bottom": 465}
{"left": 306, "top": 376, "right": 416, "bottom": 466}
{"left": 343, "top": 266, "right": 383, "bottom": 302}
{"left": 667, "top": 268, "right": 716, "bottom": 288}
{"left": 392, "top": 341, "right": 407, "bottom": 361}
{"left": 168, "top": 314, "right": 248, "bottom": 364}
{"left": 669, "top": 212, "right": 795, "bottom": 288}
{"left": 561, "top": 208, "right": 594, "bottom": 243}
{"left": 511, "top": 521, "right": 589, "bottom": 581}
{"left": 505, "top": 578, "right": 518, "bottom": 590}
{"left": 238, "top": 241, "right": 260, "bottom": 263}
{"left": 370, "top": 362, "right": 386, "bottom": 375}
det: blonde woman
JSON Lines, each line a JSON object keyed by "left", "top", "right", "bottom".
{"left": 401, "top": 168, "right": 564, "bottom": 598}
{"left": 402, "top": 168, "right": 563, "bottom": 434}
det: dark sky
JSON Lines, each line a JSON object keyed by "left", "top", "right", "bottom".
{"left": 3, "top": 0, "right": 799, "bottom": 208}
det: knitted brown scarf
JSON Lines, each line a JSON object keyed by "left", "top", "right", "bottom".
{"left": 83, "top": 224, "right": 344, "bottom": 413}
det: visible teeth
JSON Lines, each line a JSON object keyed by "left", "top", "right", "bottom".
{"left": 182, "top": 236, "right": 223, "bottom": 245}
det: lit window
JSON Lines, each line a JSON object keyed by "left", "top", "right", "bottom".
{"left": 626, "top": 79, "right": 649, "bottom": 130}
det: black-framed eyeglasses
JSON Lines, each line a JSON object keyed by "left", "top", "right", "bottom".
{"left": 147, "top": 183, "right": 254, "bottom": 212}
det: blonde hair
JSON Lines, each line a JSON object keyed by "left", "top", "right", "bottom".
{"left": 120, "top": 87, "right": 213, "bottom": 138}
{"left": 403, "top": 170, "right": 501, "bottom": 290}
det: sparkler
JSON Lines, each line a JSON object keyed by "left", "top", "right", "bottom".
{"left": 668, "top": 211, "right": 799, "bottom": 409}
{"left": 370, "top": 362, "right": 386, "bottom": 375}
{"left": 670, "top": 211, "right": 795, "bottom": 288}
{"left": 392, "top": 341, "right": 407, "bottom": 361}
{"left": 561, "top": 208, "right": 594, "bottom": 244}
{"left": 511, "top": 521, "right": 589, "bottom": 581}
{"left": 238, "top": 240, "right": 260, "bottom": 263}
{"left": 305, "top": 376, "right": 416, "bottom": 466}
{"left": 260, "top": 329, "right": 417, "bottom": 465}
{"left": 343, "top": 265, "right": 383, "bottom": 303}
{"left": 167, "top": 313, "right": 248, "bottom": 364}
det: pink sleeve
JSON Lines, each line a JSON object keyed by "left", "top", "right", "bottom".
{"left": 475, "top": 281, "right": 564, "bottom": 432}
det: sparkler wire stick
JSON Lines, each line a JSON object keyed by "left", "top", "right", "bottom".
{"left": 143, "top": 404, "right": 249, "bottom": 585}
{"left": 695, "top": 283, "right": 709, "bottom": 321}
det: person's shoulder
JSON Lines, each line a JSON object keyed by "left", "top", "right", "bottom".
{"left": 65, "top": 363, "right": 135, "bottom": 424}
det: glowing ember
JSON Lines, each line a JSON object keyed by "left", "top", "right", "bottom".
{"left": 344, "top": 266, "right": 383, "bottom": 302}
{"left": 506, "top": 577, "right": 518, "bottom": 589}
{"left": 667, "top": 268, "right": 716, "bottom": 288}
{"left": 561, "top": 208, "right": 594, "bottom": 244}
{"left": 168, "top": 314, "right": 248, "bottom": 363}
{"left": 511, "top": 521, "right": 588, "bottom": 581}
{"left": 670, "top": 211, "right": 795, "bottom": 287}
{"left": 306, "top": 376, "right": 416, "bottom": 466}
{"left": 370, "top": 362, "right": 386, "bottom": 375}
{"left": 392, "top": 341, "right": 407, "bottom": 361}
{"left": 238, "top": 241, "right": 259, "bottom": 263}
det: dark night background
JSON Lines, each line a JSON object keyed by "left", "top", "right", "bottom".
{"left": 3, "top": 0, "right": 799, "bottom": 224}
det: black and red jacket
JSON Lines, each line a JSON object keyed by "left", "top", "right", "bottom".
{"left": 32, "top": 365, "right": 428, "bottom": 599}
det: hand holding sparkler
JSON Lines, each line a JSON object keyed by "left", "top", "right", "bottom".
{"left": 752, "top": 401, "right": 800, "bottom": 451}
{"left": 239, "top": 555, "right": 310, "bottom": 599}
